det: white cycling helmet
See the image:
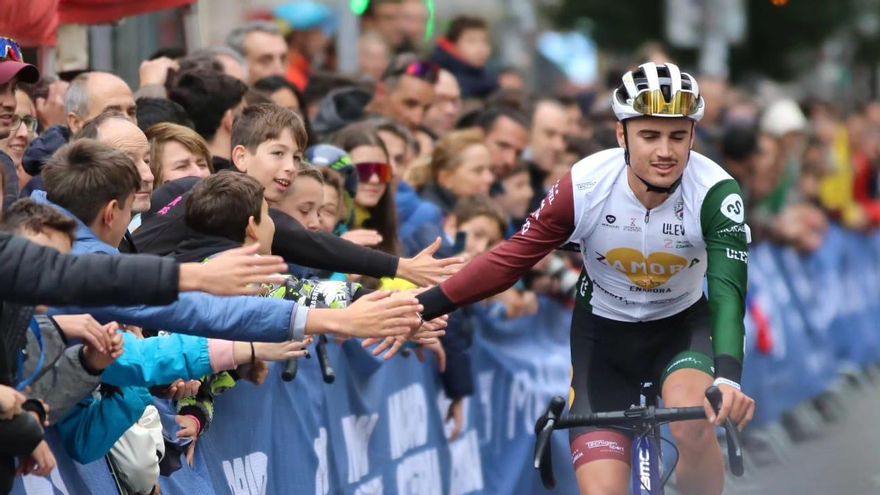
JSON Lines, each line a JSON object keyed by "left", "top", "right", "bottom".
{"left": 611, "top": 62, "right": 705, "bottom": 122}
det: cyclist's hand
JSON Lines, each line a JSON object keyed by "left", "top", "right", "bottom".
{"left": 410, "top": 315, "right": 447, "bottom": 344}
{"left": 705, "top": 384, "right": 755, "bottom": 431}
{"left": 340, "top": 291, "right": 423, "bottom": 338}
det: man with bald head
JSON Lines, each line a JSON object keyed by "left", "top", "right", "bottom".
{"left": 65, "top": 72, "right": 136, "bottom": 135}
{"left": 74, "top": 112, "right": 154, "bottom": 216}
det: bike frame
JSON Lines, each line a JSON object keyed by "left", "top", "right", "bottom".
{"left": 631, "top": 429, "right": 664, "bottom": 495}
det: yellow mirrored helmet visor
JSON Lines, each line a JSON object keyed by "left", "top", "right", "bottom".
{"left": 631, "top": 89, "right": 699, "bottom": 117}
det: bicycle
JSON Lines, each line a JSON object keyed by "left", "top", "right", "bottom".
{"left": 533, "top": 385, "right": 744, "bottom": 494}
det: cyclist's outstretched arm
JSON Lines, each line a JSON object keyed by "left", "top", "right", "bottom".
{"left": 419, "top": 174, "right": 576, "bottom": 319}
{"left": 701, "top": 179, "right": 749, "bottom": 385}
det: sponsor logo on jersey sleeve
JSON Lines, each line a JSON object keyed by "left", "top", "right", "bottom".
{"left": 720, "top": 194, "right": 745, "bottom": 223}
{"left": 725, "top": 248, "right": 748, "bottom": 263}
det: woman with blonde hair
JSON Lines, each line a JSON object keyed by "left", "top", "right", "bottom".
{"left": 412, "top": 128, "right": 495, "bottom": 214}
{"left": 145, "top": 123, "right": 213, "bottom": 185}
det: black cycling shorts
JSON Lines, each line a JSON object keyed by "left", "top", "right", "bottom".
{"left": 567, "top": 296, "right": 714, "bottom": 446}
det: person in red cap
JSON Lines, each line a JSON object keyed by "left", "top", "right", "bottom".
{"left": 0, "top": 36, "right": 40, "bottom": 209}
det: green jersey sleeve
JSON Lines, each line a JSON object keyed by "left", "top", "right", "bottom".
{"left": 700, "top": 179, "right": 748, "bottom": 384}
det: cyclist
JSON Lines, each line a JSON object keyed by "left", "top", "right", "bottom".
{"left": 418, "top": 62, "right": 755, "bottom": 495}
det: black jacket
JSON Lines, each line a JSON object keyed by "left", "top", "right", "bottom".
{"left": 134, "top": 176, "right": 400, "bottom": 278}
{"left": 0, "top": 232, "right": 179, "bottom": 307}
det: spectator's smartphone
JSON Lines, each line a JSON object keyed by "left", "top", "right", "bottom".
{"left": 452, "top": 231, "right": 467, "bottom": 254}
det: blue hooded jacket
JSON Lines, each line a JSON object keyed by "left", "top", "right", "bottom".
{"left": 396, "top": 182, "right": 450, "bottom": 257}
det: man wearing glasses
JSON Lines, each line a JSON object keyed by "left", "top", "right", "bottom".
{"left": 0, "top": 36, "right": 39, "bottom": 209}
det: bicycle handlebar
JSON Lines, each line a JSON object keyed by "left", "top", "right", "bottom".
{"left": 533, "top": 386, "right": 744, "bottom": 489}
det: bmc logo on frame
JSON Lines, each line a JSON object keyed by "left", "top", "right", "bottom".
{"left": 223, "top": 451, "right": 268, "bottom": 495}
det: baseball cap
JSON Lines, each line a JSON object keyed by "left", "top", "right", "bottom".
{"left": 0, "top": 37, "right": 40, "bottom": 85}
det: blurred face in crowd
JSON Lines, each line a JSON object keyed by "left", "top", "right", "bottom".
{"left": 246, "top": 199, "right": 276, "bottom": 255}
{"left": 217, "top": 53, "right": 246, "bottom": 82}
{"left": 243, "top": 31, "right": 288, "bottom": 84}
{"left": 18, "top": 226, "right": 73, "bottom": 254}
{"left": 383, "top": 75, "right": 435, "bottom": 131}
{"left": 97, "top": 118, "right": 154, "bottom": 213}
{"left": 750, "top": 134, "right": 782, "bottom": 202}
{"left": 485, "top": 115, "right": 529, "bottom": 174}
{"left": 424, "top": 70, "right": 462, "bottom": 135}
{"left": 458, "top": 214, "right": 503, "bottom": 262}
{"left": 438, "top": 143, "right": 494, "bottom": 199}
{"left": 564, "top": 102, "right": 588, "bottom": 140}
{"left": 358, "top": 34, "right": 391, "bottom": 81}
{"left": 70, "top": 73, "right": 137, "bottom": 134}
{"left": 377, "top": 129, "right": 409, "bottom": 181}
{"left": 233, "top": 128, "right": 301, "bottom": 205}
{"left": 0, "top": 78, "right": 18, "bottom": 139}
{"left": 1, "top": 90, "right": 37, "bottom": 165}
{"left": 530, "top": 101, "right": 568, "bottom": 172}
{"left": 414, "top": 129, "right": 434, "bottom": 159}
{"left": 371, "top": 2, "right": 404, "bottom": 49}
{"left": 498, "top": 70, "right": 525, "bottom": 92}
{"left": 159, "top": 140, "right": 211, "bottom": 184}
{"left": 617, "top": 117, "right": 694, "bottom": 194}
{"left": 454, "top": 28, "right": 492, "bottom": 68}
{"left": 399, "top": 0, "right": 428, "bottom": 46}
{"left": 280, "top": 175, "right": 323, "bottom": 232}
{"left": 319, "top": 183, "right": 341, "bottom": 233}
{"left": 351, "top": 144, "right": 390, "bottom": 208}
{"left": 495, "top": 170, "right": 534, "bottom": 219}
{"left": 698, "top": 76, "right": 727, "bottom": 126}
{"left": 269, "top": 87, "right": 301, "bottom": 114}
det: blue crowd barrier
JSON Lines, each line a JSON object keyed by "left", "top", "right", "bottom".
{"left": 12, "top": 230, "right": 880, "bottom": 495}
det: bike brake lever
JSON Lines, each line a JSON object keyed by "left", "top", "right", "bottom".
{"left": 705, "top": 386, "right": 745, "bottom": 476}
{"left": 534, "top": 396, "right": 565, "bottom": 489}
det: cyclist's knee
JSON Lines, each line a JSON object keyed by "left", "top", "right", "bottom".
{"left": 574, "top": 459, "right": 630, "bottom": 495}
{"left": 669, "top": 419, "right": 716, "bottom": 453}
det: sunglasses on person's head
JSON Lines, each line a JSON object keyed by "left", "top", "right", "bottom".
{"left": 0, "top": 37, "right": 23, "bottom": 63}
{"left": 384, "top": 61, "right": 439, "bottom": 84}
{"left": 355, "top": 162, "right": 393, "bottom": 184}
